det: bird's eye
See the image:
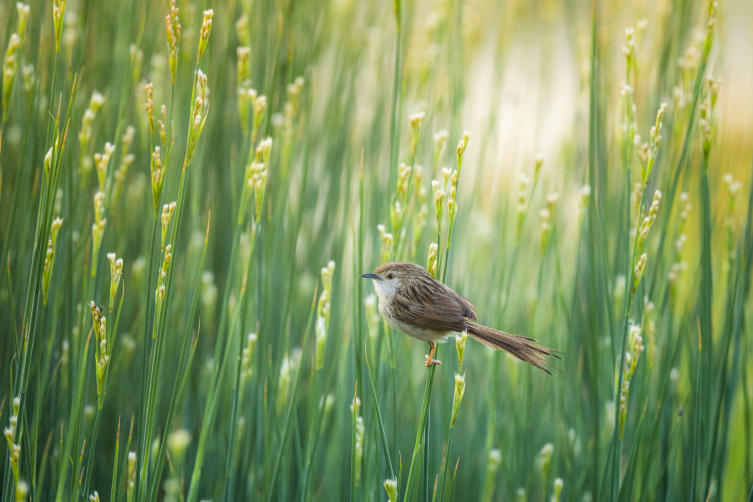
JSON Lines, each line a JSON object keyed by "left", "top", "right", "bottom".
{"left": 387, "top": 273, "right": 394, "bottom": 280}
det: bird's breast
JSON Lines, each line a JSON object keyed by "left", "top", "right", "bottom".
{"left": 377, "top": 295, "right": 454, "bottom": 343}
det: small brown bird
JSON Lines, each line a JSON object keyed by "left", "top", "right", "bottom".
{"left": 361, "top": 261, "right": 560, "bottom": 373}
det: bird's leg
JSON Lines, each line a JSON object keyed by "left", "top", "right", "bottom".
{"left": 425, "top": 341, "right": 442, "bottom": 366}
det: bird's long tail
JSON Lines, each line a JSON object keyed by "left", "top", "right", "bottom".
{"left": 466, "top": 322, "right": 561, "bottom": 374}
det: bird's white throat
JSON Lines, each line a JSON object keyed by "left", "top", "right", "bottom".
{"left": 371, "top": 278, "right": 399, "bottom": 302}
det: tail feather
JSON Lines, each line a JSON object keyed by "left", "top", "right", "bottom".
{"left": 466, "top": 322, "right": 561, "bottom": 374}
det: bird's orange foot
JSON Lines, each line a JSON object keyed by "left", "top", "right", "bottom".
{"left": 424, "top": 355, "right": 442, "bottom": 367}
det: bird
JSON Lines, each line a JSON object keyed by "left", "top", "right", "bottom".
{"left": 361, "top": 261, "right": 560, "bottom": 373}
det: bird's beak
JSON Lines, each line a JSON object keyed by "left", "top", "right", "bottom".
{"left": 360, "top": 273, "right": 380, "bottom": 280}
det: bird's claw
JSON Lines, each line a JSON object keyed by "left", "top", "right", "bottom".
{"left": 424, "top": 355, "right": 442, "bottom": 367}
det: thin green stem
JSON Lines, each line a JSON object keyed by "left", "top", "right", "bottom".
{"left": 402, "top": 358, "right": 438, "bottom": 502}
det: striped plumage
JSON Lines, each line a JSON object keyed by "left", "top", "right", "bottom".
{"left": 364, "top": 261, "right": 560, "bottom": 373}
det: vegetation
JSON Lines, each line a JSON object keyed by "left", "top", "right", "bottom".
{"left": 0, "top": 0, "right": 750, "bottom": 500}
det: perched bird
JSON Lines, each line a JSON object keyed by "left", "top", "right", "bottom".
{"left": 361, "top": 261, "right": 560, "bottom": 373}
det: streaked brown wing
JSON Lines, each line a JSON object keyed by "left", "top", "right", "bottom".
{"left": 449, "top": 288, "right": 477, "bottom": 322}
{"left": 391, "top": 277, "right": 476, "bottom": 332}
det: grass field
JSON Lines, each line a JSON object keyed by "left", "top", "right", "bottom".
{"left": 1, "top": 0, "right": 752, "bottom": 500}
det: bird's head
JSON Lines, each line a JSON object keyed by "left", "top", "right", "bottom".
{"left": 360, "top": 261, "right": 425, "bottom": 300}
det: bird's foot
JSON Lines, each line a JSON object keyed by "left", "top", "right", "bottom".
{"left": 425, "top": 355, "right": 442, "bottom": 367}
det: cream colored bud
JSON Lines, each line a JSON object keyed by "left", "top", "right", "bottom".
{"left": 383, "top": 478, "right": 398, "bottom": 502}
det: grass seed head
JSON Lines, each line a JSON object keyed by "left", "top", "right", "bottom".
{"left": 633, "top": 253, "right": 647, "bottom": 295}
{"left": 441, "top": 167, "right": 451, "bottom": 189}
{"left": 79, "top": 92, "right": 105, "bottom": 171}
{"left": 354, "top": 416, "right": 365, "bottom": 482}
{"left": 708, "top": 74, "right": 722, "bottom": 108}
{"left": 410, "top": 111, "right": 425, "bottom": 155}
{"left": 451, "top": 372, "right": 466, "bottom": 426}
{"left": 515, "top": 173, "right": 531, "bottom": 242}
{"left": 243, "top": 333, "right": 258, "bottom": 378}
{"left": 323, "top": 394, "right": 335, "bottom": 416}
{"left": 53, "top": 0, "right": 66, "bottom": 51}
{"left": 409, "top": 111, "right": 425, "bottom": 131}
{"left": 377, "top": 224, "right": 394, "bottom": 264}
{"left": 540, "top": 208, "right": 552, "bottom": 256}
{"left": 15, "top": 479, "right": 28, "bottom": 501}
{"left": 534, "top": 153, "right": 546, "bottom": 179}
{"left": 90, "top": 301, "right": 102, "bottom": 336}
{"left": 128, "top": 452, "right": 136, "bottom": 476}
{"left": 144, "top": 83, "right": 155, "bottom": 135}
{"left": 94, "top": 142, "right": 115, "bottom": 191}
{"left": 623, "top": 27, "right": 635, "bottom": 61}
{"left": 456, "top": 131, "right": 470, "bottom": 172}
{"left": 537, "top": 443, "right": 553, "bottom": 476}
{"left": 168, "top": 429, "right": 192, "bottom": 459}
{"left": 161, "top": 202, "right": 177, "bottom": 250}
{"left": 488, "top": 448, "right": 502, "bottom": 474}
{"left": 237, "top": 46, "right": 251, "bottom": 79}
{"left": 122, "top": 126, "right": 135, "bottom": 156}
{"left": 91, "top": 218, "right": 107, "bottom": 276}
{"left": 703, "top": 1, "right": 717, "bottom": 61}
{"left": 4, "top": 427, "right": 14, "bottom": 447}
{"left": 433, "top": 130, "right": 449, "bottom": 167}
{"left": 432, "top": 180, "right": 445, "bottom": 233}
{"left": 166, "top": 0, "right": 181, "bottom": 81}
{"left": 276, "top": 354, "right": 292, "bottom": 414}
{"left": 107, "top": 253, "right": 123, "bottom": 310}
{"left": 644, "top": 297, "right": 657, "bottom": 367}
{"left": 88, "top": 91, "right": 105, "bottom": 112}
{"left": 251, "top": 95, "right": 267, "bottom": 142}
{"left": 316, "top": 260, "right": 335, "bottom": 369}
{"left": 236, "top": 14, "right": 249, "bottom": 46}
{"left": 129, "top": 44, "right": 142, "bottom": 84}
{"left": 113, "top": 154, "right": 135, "bottom": 203}
{"left": 426, "top": 242, "right": 438, "bottom": 277}
{"left": 198, "top": 10, "right": 214, "bottom": 60}
{"left": 384, "top": 477, "right": 398, "bottom": 502}
{"left": 197, "top": 69, "right": 208, "bottom": 100}
{"left": 553, "top": 478, "right": 564, "bottom": 502}
{"left": 42, "top": 218, "right": 64, "bottom": 304}
{"left": 1, "top": 7, "right": 27, "bottom": 120}
{"left": 390, "top": 200, "right": 404, "bottom": 235}
{"left": 456, "top": 330, "right": 467, "bottom": 371}
{"left": 434, "top": 130, "right": 449, "bottom": 144}
{"left": 619, "top": 323, "right": 644, "bottom": 438}
{"left": 16, "top": 3, "right": 30, "bottom": 38}
{"left": 150, "top": 146, "right": 164, "bottom": 208}
{"left": 396, "top": 163, "right": 411, "bottom": 199}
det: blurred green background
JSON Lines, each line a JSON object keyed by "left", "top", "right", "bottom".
{"left": 0, "top": 0, "right": 751, "bottom": 500}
